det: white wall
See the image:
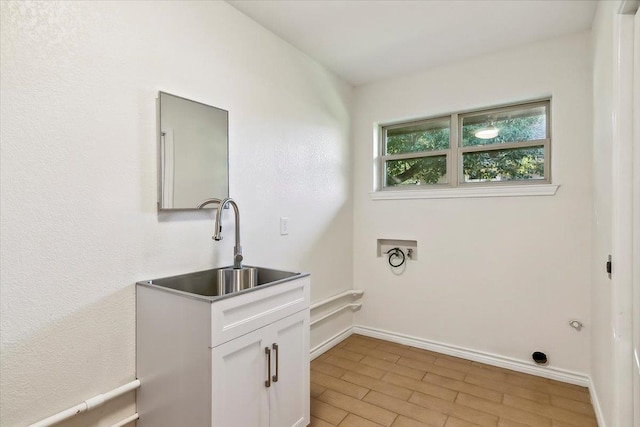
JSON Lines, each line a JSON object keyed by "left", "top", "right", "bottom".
{"left": 352, "top": 32, "right": 592, "bottom": 374}
{"left": 0, "top": 1, "right": 352, "bottom": 426}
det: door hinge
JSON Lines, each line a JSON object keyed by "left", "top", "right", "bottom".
{"left": 606, "top": 255, "right": 612, "bottom": 279}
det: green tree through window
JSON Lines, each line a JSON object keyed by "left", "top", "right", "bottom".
{"left": 382, "top": 101, "right": 549, "bottom": 187}
{"left": 385, "top": 125, "right": 449, "bottom": 185}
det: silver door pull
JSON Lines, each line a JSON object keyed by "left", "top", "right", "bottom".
{"left": 265, "top": 347, "right": 271, "bottom": 388}
{"left": 272, "top": 343, "right": 279, "bottom": 383}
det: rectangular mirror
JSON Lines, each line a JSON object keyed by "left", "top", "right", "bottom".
{"left": 158, "top": 92, "right": 229, "bottom": 210}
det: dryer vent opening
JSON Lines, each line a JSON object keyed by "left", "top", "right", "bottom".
{"left": 532, "top": 351, "right": 548, "bottom": 365}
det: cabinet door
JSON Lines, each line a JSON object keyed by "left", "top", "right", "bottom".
{"left": 211, "top": 326, "right": 270, "bottom": 427}
{"left": 268, "top": 310, "right": 310, "bottom": 427}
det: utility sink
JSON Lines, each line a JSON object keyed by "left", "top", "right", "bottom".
{"left": 137, "top": 266, "right": 305, "bottom": 301}
{"left": 217, "top": 267, "right": 258, "bottom": 294}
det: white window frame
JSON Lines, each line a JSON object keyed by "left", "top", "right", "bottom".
{"left": 373, "top": 99, "right": 558, "bottom": 200}
{"left": 380, "top": 116, "right": 452, "bottom": 188}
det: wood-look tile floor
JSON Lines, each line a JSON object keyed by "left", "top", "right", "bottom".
{"left": 310, "top": 335, "right": 597, "bottom": 427}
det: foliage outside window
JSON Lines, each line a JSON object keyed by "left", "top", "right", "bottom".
{"left": 380, "top": 100, "right": 550, "bottom": 190}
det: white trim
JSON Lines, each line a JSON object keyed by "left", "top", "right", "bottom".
{"left": 590, "top": 376, "right": 607, "bottom": 427}
{"left": 309, "top": 326, "right": 354, "bottom": 360}
{"left": 160, "top": 128, "right": 174, "bottom": 208}
{"left": 633, "top": 8, "right": 640, "bottom": 426}
{"left": 27, "top": 380, "right": 140, "bottom": 427}
{"left": 612, "top": 11, "right": 636, "bottom": 427}
{"left": 370, "top": 184, "right": 559, "bottom": 200}
{"left": 110, "top": 413, "right": 139, "bottom": 427}
{"left": 310, "top": 290, "right": 364, "bottom": 310}
{"left": 310, "top": 304, "right": 362, "bottom": 327}
{"left": 352, "top": 325, "right": 589, "bottom": 387}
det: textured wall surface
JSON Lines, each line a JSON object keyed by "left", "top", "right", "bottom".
{"left": 0, "top": 1, "right": 352, "bottom": 425}
{"left": 352, "top": 32, "right": 593, "bottom": 374}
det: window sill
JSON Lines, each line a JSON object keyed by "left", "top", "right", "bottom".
{"left": 369, "top": 184, "right": 560, "bottom": 200}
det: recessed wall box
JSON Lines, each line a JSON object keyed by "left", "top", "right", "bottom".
{"left": 377, "top": 239, "right": 418, "bottom": 260}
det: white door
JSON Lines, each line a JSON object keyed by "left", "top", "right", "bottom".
{"left": 613, "top": 5, "right": 640, "bottom": 426}
{"left": 633, "top": 7, "right": 640, "bottom": 426}
{"left": 268, "top": 310, "right": 310, "bottom": 427}
{"left": 211, "top": 326, "right": 270, "bottom": 427}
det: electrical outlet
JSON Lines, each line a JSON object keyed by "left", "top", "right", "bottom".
{"left": 280, "top": 217, "right": 289, "bottom": 235}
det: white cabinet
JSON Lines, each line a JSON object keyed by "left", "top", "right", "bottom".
{"left": 269, "top": 311, "right": 309, "bottom": 427}
{"left": 212, "top": 310, "right": 309, "bottom": 427}
{"left": 137, "top": 275, "right": 310, "bottom": 427}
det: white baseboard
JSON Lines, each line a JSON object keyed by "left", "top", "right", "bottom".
{"left": 310, "top": 326, "right": 354, "bottom": 360}
{"left": 588, "top": 376, "right": 606, "bottom": 427}
{"left": 353, "top": 325, "right": 590, "bottom": 387}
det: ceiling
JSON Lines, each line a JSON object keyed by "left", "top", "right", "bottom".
{"left": 227, "top": 0, "right": 598, "bottom": 86}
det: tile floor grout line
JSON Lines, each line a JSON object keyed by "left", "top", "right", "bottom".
{"left": 311, "top": 335, "right": 596, "bottom": 427}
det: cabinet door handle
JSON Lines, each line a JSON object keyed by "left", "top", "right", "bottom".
{"left": 272, "top": 343, "right": 279, "bottom": 383}
{"left": 265, "top": 347, "right": 271, "bottom": 388}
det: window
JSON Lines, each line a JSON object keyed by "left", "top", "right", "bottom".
{"left": 379, "top": 100, "right": 551, "bottom": 191}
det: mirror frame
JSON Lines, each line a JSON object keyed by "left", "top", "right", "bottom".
{"left": 156, "top": 91, "right": 229, "bottom": 211}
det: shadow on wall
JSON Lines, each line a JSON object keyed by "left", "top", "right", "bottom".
{"left": 303, "top": 202, "right": 355, "bottom": 350}
{"left": 305, "top": 203, "right": 353, "bottom": 297}
{"left": 1, "top": 286, "right": 136, "bottom": 426}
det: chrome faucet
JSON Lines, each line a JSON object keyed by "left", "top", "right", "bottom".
{"left": 196, "top": 197, "right": 243, "bottom": 269}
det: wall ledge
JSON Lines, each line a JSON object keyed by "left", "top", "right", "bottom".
{"left": 370, "top": 184, "right": 560, "bottom": 200}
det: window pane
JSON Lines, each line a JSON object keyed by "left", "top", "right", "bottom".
{"left": 461, "top": 104, "right": 547, "bottom": 147}
{"left": 462, "top": 146, "right": 544, "bottom": 183}
{"left": 385, "top": 118, "right": 450, "bottom": 154}
{"left": 385, "top": 155, "right": 447, "bottom": 187}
